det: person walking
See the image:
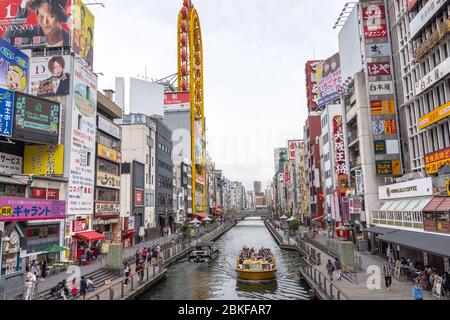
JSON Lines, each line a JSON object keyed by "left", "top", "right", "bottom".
{"left": 124, "top": 262, "right": 130, "bottom": 286}
{"left": 326, "top": 260, "right": 335, "bottom": 281}
{"left": 334, "top": 257, "right": 342, "bottom": 280}
{"left": 142, "top": 247, "right": 148, "bottom": 266}
{"left": 24, "top": 267, "right": 37, "bottom": 300}
{"left": 80, "top": 276, "right": 87, "bottom": 300}
{"left": 136, "top": 263, "right": 144, "bottom": 281}
{"left": 135, "top": 249, "right": 141, "bottom": 265}
{"left": 382, "top": 260, "right": 393, "bottom": 290}
{"left": 39, "top": 256, "right": 47, "bottom": 280}
{"left": 412, "top": 280, "right": 424, "bottom": 300}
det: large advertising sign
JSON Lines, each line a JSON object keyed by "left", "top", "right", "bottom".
{"left": 410, "top": 0, "right": 447, "bottom": 39}
{"left": 333, "top": 115, "right": 348, "bottom": 186}
{"left": 0, "top": 152, "right": 22, "bottom": 174}
{"left": 305, "top": 60, "right": 322, "bottom": 111}
{"left": 360, "top": 1, "right": 401, "bottom": 177}
{"left": 24, "top": 144, "right": 64, "bottom": 175}
{"left": 13, "top": 92, "right": 60, "bottom": 144}
{"left": 0, "top": 198, "right": 65, "bottom": 222}
{"left": 96, "top": 171, "right": 120, "bottom": 190}
{"left": 97, "top": 144, "right": 121, "bottom": 164}
{"left": 72, "top": 0, "right": 94, "bottom": 69}
{"left": 0, "top": 0, "right": 72, "bottom": 49}
{"left": 164, "top": 92, "right": 190, "bottom": 112}
{"left": 288, "top": 140, "right": 304, "bottom": 161}
{"left": 318, "top": 53, "right": 341, "bottom": 106}
{"left": 425, "top": 147, "right": 450, "bottom": 175}
{"left": 95, "top": 202, "right": 120, "bottom": 218}
{"left": 0, "top": 88, "right": 14, "bottom": 137}
{"left": 134, "top": 189, "right": 143, "bottom": 207}
{"left": 67, "top": 59, "right": 97, "bottom": 216}
{"left": 415, "top": 55, "right": 450, "bottom": 96}
{"left": 194, "top": 119, "right": 204, "bottom": 164}
{"left": 98, "top": 115, "right": 120, "bottom": 139}
{"left": 29, "top": 55, "right": 71, "bottom": 97}
{"left": 419, "top": 100, "right": 450, "bottom": 129}
{"left": 0, "top": 38, "right": 29, "bottom": 92}
{"left": 379, "top": 177, "right": 433, "bottom": 200}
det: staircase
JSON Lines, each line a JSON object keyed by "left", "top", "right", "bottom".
{"left": 39, "top": 268, "right": 120, "bottom": 300}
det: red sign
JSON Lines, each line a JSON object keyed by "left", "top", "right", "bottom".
{"left": 407, "top": 0, "right": 418, "bottom": 12}
{"left": 364, "top": 25, "right": 388, "bottom": 39}
{"left": 134, "top": 189, "right": 144, "bottom": 206}
{"left": 73, "top": 219, "right": 88, "bottom": 233}
{"left": 363, "top": 5, "right": 386, "bottom": 20}
{"left": 305, "top": 60, "right": 323, "bottom": 111}
{"left": 164, "top": 92, "right": 190, "bottom": 105}
{"left": 333, "top": 115, "right": 348, "bottom": 185}
{"left": 284, "top": 172, "right": 291, "bottom": 183}
{"left": 368, "top": 62, "right": 391, "bottom": 76}
{"left": 288, "top": 140, "right": 305, "bottom": 161}
{"left": 32, "top": 188, "right": 60, "bottom": 199}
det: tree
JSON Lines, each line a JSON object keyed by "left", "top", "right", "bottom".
{"left": 180, "top": 223, "right": 191, "bottom": 238}
{"left": 288, "top": 219, "right": 299, "bottom": 232}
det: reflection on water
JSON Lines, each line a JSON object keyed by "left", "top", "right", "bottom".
{"left": 138, "top": 217, "right": 310, "bottom": 300}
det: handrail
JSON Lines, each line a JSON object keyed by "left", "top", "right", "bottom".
{"left": 301, "top": 264, "right": 350, "bottom": 300}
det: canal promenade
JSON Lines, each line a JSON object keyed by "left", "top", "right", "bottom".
{"left": 265, "top": 220, "right": 439, "bottom": 300}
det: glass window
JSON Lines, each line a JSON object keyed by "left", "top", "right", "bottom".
{"left": 96, "top": 188, "right": 119, "bottom": 202}
{"left": 98, "top": 158, "right": 119, "bottom": 175}
{"left": 0, "top": 184, "right": 25, "bottom": 197}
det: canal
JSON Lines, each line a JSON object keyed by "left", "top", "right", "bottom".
{"left": 138, "top": 217, "right": 310, "bottom": 300}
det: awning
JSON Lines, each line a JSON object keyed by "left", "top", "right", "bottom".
{"left": 423, "top": 197, "right": 447, "bottom": 212}
{"left": 193, "top": 212, "right": 208, "bottom": 218}
{"left": 377, "top": 230, "right": 450, "bottom": 258}
{"left": 376, "top": 197, "right": 433, "bottom": 213}
{"left": 74, "top": 231, "right": 106, "bottom": 242}
{"left": 311, "top": 215, "right": 324, "bottom": 222}
{"left": 366, "top": 226, "right": 398, "bottom": 235}
{"left": 0, "top": 176, "right": 27, "bottom": 185}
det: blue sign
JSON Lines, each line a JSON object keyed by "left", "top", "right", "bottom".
{"left": 0, "top": 38, "right": 29, "bottom": 93}
{"left": 0, "top": 88, "right": 14, "bottom": 137}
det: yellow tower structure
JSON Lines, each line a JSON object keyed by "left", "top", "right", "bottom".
{"left": 177, "top": 0, "right": 206, "bottom": 214}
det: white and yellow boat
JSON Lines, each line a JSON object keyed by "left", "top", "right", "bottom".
{"left": 236, "top": 247, "right": 277, "bottom": 281}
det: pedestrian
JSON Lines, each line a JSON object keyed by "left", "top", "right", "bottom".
{"left": 71, "top": 278, "right": 79, "bottom": 299}
{"left": 142, "top": 247, "right": 148, "bottom": 265}
{"left": 80, "top": 276, "right": 87, "bottom": 300}
{"left": 136, "top": 262, "right": 144, "bottom": 281}
{"left": 326, "top": 260, "right": 335, "bottom": 281}
{"left": 334, "top": 257, "right": 342, "bottom": 280}
{"left": 24, "top": 267, "right": 37, "bottom": 300}
{"left": 60, "top": 280, "right": 69, "bottom": 300}
{"left": 124, "top": 262, "right": 130, "bottom": 286}
{"left": 135, "top": 249, "right": 140, "bottom": 265}
{"left": 382, "top": 260, "right": 393, "bottom": 290}
{"left": 39, "top": 256, "right": 47, "bottom": 280}
{"left": 171, "top": 239, "right": 176, "bottom": 246}
{"left": 412, "top": 280, "right": 424, "bottom": 300}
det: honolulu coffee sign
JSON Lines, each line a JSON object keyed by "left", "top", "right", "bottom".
{"left": 379, "top": 177, "right": 433, "bottom": 200}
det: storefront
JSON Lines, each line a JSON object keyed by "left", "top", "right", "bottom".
{"left": 423, "top": 197, "right": 450, "bottom": 235}
{"left": 93, "top": 201, "right": 121, "bottom": 242}
{"left": 121, "top": 217, "right": 136, "bottom": 248}
{"left": 72, "top": 231, "right": 106, "bottom": 263}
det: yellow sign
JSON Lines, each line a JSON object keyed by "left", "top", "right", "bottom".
{"left": 98, "top": 144, "right": 121, "bottom": 163}
{"left": 24, "top": 145, "right": 64, "bottom": 175}
{"left": 446, "top": 179, "right": 450, "bottom": 196}
{"left": 419, "top": 101, "right": 450, "bottom": 130}
{"left": 72, "top": 0, "right": 95, "bottom": 68}
{"left": 370, "top": 100, "right": 396, "bottom": 115}
{"left": 425, "top": 148, "right": 450, "bottom": 175}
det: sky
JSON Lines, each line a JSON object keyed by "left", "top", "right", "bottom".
{"left": 90, "top": 0, "right": 349, "bottom": 191}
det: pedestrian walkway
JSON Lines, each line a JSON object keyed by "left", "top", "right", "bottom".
{"left": 268, "top": 221, "right": 438, "bottom": 300}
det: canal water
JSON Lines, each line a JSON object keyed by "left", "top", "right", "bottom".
{"left": 138, "top": 217, "right": 310, "bottom": 300}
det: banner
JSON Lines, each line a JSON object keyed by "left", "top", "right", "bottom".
{"left": 24, "top": 144, "right": 63, "bottom": 175}
{"left": 0, "top": 88, "right": 15, "bottom": 137}
{"left": 0, "top": 38, "right": 29, "bottom": 92}
{"left": 367, "top": 62, "right": 391, "bottom": 76}
{"left": 67, "top": 59, "right": 97, "bottom": 216}
{"left": 13, "top": 92, "right": 60, "bottom": 144}
{"left": 0, "top": 0, "right": 72, "bottom": 49}
{"left": 29, "top": 55, "right": 71, "bottom": 97}
{"left": 134, "top": 189, "right": 143, "bottom": 206}
{"left": 288, "top": 140, "right": 304, "bottom": 161}
{"left": 318, "top": 53, "right": 341, "bottom": 106}
{"left": 425, "top": 147, "right": 450, "bottom": 175}
{"left": 305, "top": 60, "right": 323, "bottom": 111}
{"left": 164, "top": 92, "right": 190, "bottom": 112}
{"left": 72, "top": 0, "right": 94, "bottom": 69}
{"left": 95, "top": 202, "right": 120, "bottom": 218}
{"left": 98, "top": 144, "right": 121, "bottom": 163}
{"left": 419, "top": 100, "right": 450, "bottom": 129}
{"left": 0, "top": 152, "right": 22, "bottom": 174}
{"left": 333, "top": 115, "right": 348, "bottom": 186}
{"left": 0, "top": 198, "right": 65, "bottom": 222}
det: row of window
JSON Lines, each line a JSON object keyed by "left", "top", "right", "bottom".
{"left": 158, "top": 142, "right": 171, "bottom": 155}
{"left": 158, "top": 175, "right": 173, "bottom": 189}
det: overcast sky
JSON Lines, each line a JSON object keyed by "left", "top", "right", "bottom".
{"left": 91, "top": 0, "right": 349, "bottom": 191}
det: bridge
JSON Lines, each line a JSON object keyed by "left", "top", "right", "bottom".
{"left": 235, "top": 210, "right": 271, "bottom": 220}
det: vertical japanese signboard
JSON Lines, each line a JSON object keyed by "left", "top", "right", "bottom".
{"left": 67, "top": 58, "right": 97, "bottom": 216}
{"left": 287, "top": 140, "right": 305, "bottom": 161}
{"left": 305, "top": 60, "right": 323, "bottom": 111}
{"left": 0, "top": 88, "right": 14, "bottom": 137}
{"left": 333, "top": 115, "right": 348, "bottom": 187}
{"left": 360, "top": 0, "right": 402, "bottom": 177}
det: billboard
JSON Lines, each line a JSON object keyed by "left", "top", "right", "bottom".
{"left": 164, "top": 92, "right": 190, "bottom": 112}
{"left": 67, "top": 58, "right": 97, "bottom": 216}
{"left": 29, "top": 55, "right": 71, "bottom": 97}
{"left": 318, "top": 53, "right": 341, "bottom": 106}
{"left": 72, "top": 0, "right": 94, "bottom": 69}
{"left": 0, "top": 88, "right": 14, "bottom": 137}
{"left": 367, "top": 62, "right": 391, "bottom": 77}
{"left": 0, "top": 198, "right": 65, "bottom": 222}
{"left": 0, "top": 152, "right": 22, "bottom": 174}
{"left": 97, "top": 114, "right": 121, "bottom": 139}
{"left": 415, "top": 56, "right": 450, "bottom": 96}
{"left": 333, "top": 115, "right": 348, "bottom": 186}
{"left": 370, "top": 100, "right": 395, "bottom": 115}
{"left": 13, "top": 92, "right": 60, "bottom": 144}
{"left": 0, "top": 0, "right": 72, "bottom": 49}
{"left": 95, "top": 202, "right": 120, "bottom": 218}
{"left": 24, "top": 144, "right": 64, "bottom": 175}
{"left": 376, "top": 160, "right": 401, "bottom": 176}
{"left": 194, "top": 119, "right": 204, "bottom": 163}
{"left": 305, "top": 60, "right": 322, "bottom": 111}
{"left": 288, "top": 140, "right": 304, "bottom": 161}
{"left": 425, "top": 147, "right": 450, "bottom": 175}
{"left": 96, "top": 172, "right": 120, "bottom": 189}
{"left": 365, "top": 43, "right": 391, "bottom": 58}
{"left": 0, "top": 38, "right": 29, "bottom": 92}
{"left": 97, "top": 144, "right": 121, "bottom": 164}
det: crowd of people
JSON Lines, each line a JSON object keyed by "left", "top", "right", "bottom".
{"left": 238, "top": 246, "right": 273, "bottom": 264}
{"left": 49, "top": 276, "right": 95, "bottom": 300}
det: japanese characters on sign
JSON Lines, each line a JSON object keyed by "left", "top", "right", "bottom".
{"left": 365, "top": 43, "right": 391, "bottom": 58}
{"left": 0, "top": 152, "right": 22, "bottom": 174}
{"left": 333, "top": 115, "right": 348, "bottom": 186}
{"left": 98, "top": 115, "right": 121, "bottom": 139}
{"left": 284, "top": 172, "right": 291, "bottom": 183}
{"left": 32, "top": 188, "right": 60, "bottom": 199}
{"left": 368, "top": 80, "right": 393, "bottom": 95}
{"left": 367, "top": 62, "right": 391, "bottom": 76}
{"left": 287, "top": 140, "right": 305, "bottom": 161}
{"left": 372, "top": 119, "right": 397, "bottom": 136}
{"left": 419, "top": 101, "right": 450, "bottom": 130}
{"left": 410, "top": 0, "right": 447, "bottom": 38}
{"left": 349, "top": 197, "right": 362, "bottom": 215}
{"left": 318, "top": 53, "right": 341, "bottom": 106}
{"left": 374, "top": 140, "right": 399, "bottom": 155}
{"left": 425, "top": 147, "right": 450, "bottom": 175}
{"left": 13, "top": 92, "right": 60, "bottom": 144}
{"left": 96, "top": 172, "right": 120, "bottom": 190}
{"left": 376, "top": 160, "right": 401, "bottom": 176}
{"left": 305, "top": 60, "right": 323, "bottom": 111}
{"left": 24, "top": 144, "right": 64, "bottom": 175}
{"left": 134, "top": 189, "right": 144, "bottom": 206}
{"left": 0, "top": 38, "right": 29, "bottom": 93}
{"left": 0, "top": 88, "right": 15, "bottom": 138}
{"left": 415, "top": 56, "right": 450, "bottom": 96}
{"left": 370, "top": 100, "right": 395, "bottom": 115}
{"left": 95, "top": 202, "right": 120, "bottom": 218}
{"left": 164, "top": 92, "right": 190, "bottom": 112}
{"left": 67, "top": 59, "right": 97, "bottom": 216}
{"left": 0, "top": 198, "right": 65, "bottom": 222}
{"left": 364, "top": 24, "right": 388, "bottom": 39}
{"left": 72, "top": 218, "right": 88, "bottom": 233}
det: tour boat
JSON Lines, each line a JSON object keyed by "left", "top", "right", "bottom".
{"left": 235, "top": 246, "right": 277, "bottom": 281}
{"left": 188, "top": 241, "right": 219, "bottom": 263}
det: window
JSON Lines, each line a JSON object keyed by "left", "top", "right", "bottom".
{"left": 87, "top": 152, "right": 91, "bottom": 167}
{"left": 98, "top": 132, "right": 120, "bottom": 151}
{"left": 96, "top": 188, "right": 119, "bottom": 202}
{"left": 0, "top": 184, "right": 26, "bottom": 197}
{"left": 98, "top": 158, "right": 119, "bottom": 175}
{"left": 78, "top": 115, "right": 82, "bottom": 130}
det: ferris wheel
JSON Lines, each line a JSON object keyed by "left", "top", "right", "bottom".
{"left": 177, "top": 0, "right": 206, "bottom": 214}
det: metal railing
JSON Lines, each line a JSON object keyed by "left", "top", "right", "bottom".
{"left": 301, "top": 264, "right": 349, "bottom": 300}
